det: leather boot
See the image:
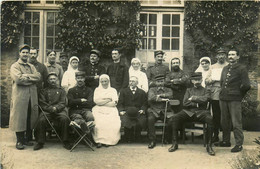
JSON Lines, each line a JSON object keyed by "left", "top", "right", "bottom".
{"left": 168, "top": 137, "right": 178, "bottom": 152}
{"left": 206, "top": 127, "right": 215, "bottom": 156}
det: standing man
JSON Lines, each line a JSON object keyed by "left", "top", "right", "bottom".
{"left": 10, "top": 44, "right": 41, "bottom": 150}
{"left": 146, "top": 50, "right": 169, "bottom": 87}
{"left": 79, "top": 49, "right": 106, "bottom": 90}
{"left": 165, "top": 57, "right": 190, "bottom": 113}
{"left": 107, "top": 48, "right": 129, "bottom": 92}
{"left": 67, "top": 71, "right": 95, "bottom": 133}
{"left": 216, "top": 49, "right": 250, "bottom": 152}
{"left": 34, "top": 72, "right": 71, "bottom": 150}
{"left": 29, "top": 47, "right": 48, "bottom": 93}
{"left": 205, "top": 47, "right": 228, "bottom": 142}
{"left": 147, "top": 74, "right": 173, "bottom": 149}
{"left": 117, "top": 76, "right": 147, "bottom": 143}
{"left": 45, "top": 50, "right": 63, "bottom": 86}
{"left": 59, "top": 52, "right": 69, "bottom": 72}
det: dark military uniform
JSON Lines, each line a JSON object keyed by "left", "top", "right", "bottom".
{"left": 36, "top": 86, "right": 70, "bottom": 144}
{"left": 31, "top": 61, "right": 48, "bottom": 93}
{"left": 165, "top": 69, "right": 189, "bottom": 113}
{"left": 171, "top": 85, "right": 213, "bottom": 144}
{"left": 147, "top": 86, "right": 173, "bottom": 142}
{"left": 67, "top": 85, "right": 94, "bottom": 127}
{"left": 79, "top": 62, "right": 106, "bottom": 90}
{"left": 146, "top": 63, "right": 169, "bottom": 87}
{"left": 107, "top": 61, "right": 129, "bottom": 92}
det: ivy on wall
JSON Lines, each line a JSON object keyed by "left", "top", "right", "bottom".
{"left": 184, "top": 1, "right": 259, "bottom": 69}
{"left": 1, "top": 1, "right": 25, "bottom": 50}
{"left": 56, "top": 1, "right": 142, "bottom": 59}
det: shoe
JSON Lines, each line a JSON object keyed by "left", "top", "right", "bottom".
{"left": 16, "top": 142, "right": 25, "bottom": 150}
{"left": 96, "top": 143, "right": 102, "bottom": 148}
{"left": 168, "top": 144, "right": 178, "bottom": 152}
{"left": 231, "top": 145, "right": 243, "bottom": 153}
{"left": 24, "top": 141, "right": 34, "bottom": 146}
{"left": 214, "top": 141, "right": 231, "bottom": 147}
{"left": 103, "top": 144, "right": 109, "bottom": 147}
{"left": 63, "top": 142, "right": 72, "bottom": 150}
{"left": 212, "top": 137, "right": 219, "bottom": 143}
{"left": 80, "top": 122, "right": 90, "bottom": 134}
{"left": 206, "top": 145, "right": 215, "bottom": 156}
{"left": 33, "top": 143, "right": 44, "bottom": 151}
{"left": 148, "top": 142, "right": 156, "bottom": 149}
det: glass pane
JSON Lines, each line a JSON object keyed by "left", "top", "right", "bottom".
{"left": 46, "top": 0, "right": 54, "bottom": 4}
{"left": 32, "top": 0, "right": 41, "bottom": 3}
{"left": 172, "top": 14, "right": 180, "bottom": 25}
{"left": 162, "top": 39, "right": 170, "bottom": 50}
{"left": 172, "top": 27, "right": 180, "bottom": 37}
{"left": 24, "top": 24, "right": 31, "bottom": 36}
{"left": 32, "top": 37, "right": 39, "bottom": 49}
{"left": 25, "top": 12, "right": 31, "bottom": 23}
{"left": 142, "top": 26, "right": 147, "bottom": 36}
{"left": 171, "top": 39, "right": 179, "bottom": 50}
{"left": 140, "top": 14, "right": 147, "bottom": 24}
{"left": 142, "top": 38, "right": 147, "bottom": 49}
{"left": 148, "top": 38, "right": 156, "bottom": 50}
{"left": 163, "top": 14, "right": 170, "bottom": 25}
{"left": 162, "top": 26, "right": 170, "bottom": 37}
{"left": 47, "top": 38, "right": 54, "bottom": 50}
{"left": 149, "top": 14, "right": 157, "bottom": 24}
{"left": 149, "top": 26, "right": 156, "bottom": 37}
{"left": 47, "top": 25, "right": 54, "bottom": 36}
{"left": 47, "top": 12, "right": 54, "bottom": 23}
{"left": 33, "top": 12, "right": 40, "bottom": 23}
{"left": 32, "top": 25, "right": 39, "bottom": 36}
{"left": 24, "top": 37, "right": 31, "bottom": 46}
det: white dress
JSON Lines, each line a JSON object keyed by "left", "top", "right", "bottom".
{"left": 129, "top": 66, "right": 149, "bottom": 93}
{"left": 92, "top": 87, "right": 121, "bottom": 145}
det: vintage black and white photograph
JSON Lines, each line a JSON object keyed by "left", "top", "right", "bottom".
{"left": 1, "top": 0, "right": 260, "bottom": 168}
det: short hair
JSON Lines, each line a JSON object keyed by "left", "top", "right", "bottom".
{"left": 171, "top": 57, "right": 180, "bottom": 64}
{"left": 30, "top": 47, "right": 38, "bottom": 54}
{"left": 47, "top": 50, "right": 56, "bottom": 56}
{"left": 112, "top": 48, "right": 122, "bottom": 54}
{"left": 228, "top": 48, "right": 239, "bottom": 56}
{"left": 130, "top": 76, "right": 138, "bottom": 81}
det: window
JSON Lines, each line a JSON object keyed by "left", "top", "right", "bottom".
{"left": 140, "top": 0, "right": 184, "bottom": 6}
{"left": 24, "top": 12, "right": 40, "bottom": 49}
{"left": 46, "top": 12, "right": 59, "bottom": 50}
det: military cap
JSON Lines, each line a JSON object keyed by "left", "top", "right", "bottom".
{"left": 75, "top": 71, "right": 86, "bottom": 77}
{"left": 190, "top": 72, "right": 202, "bottom": 80}
{"left": 154, "top": 74, "right": 165, "bottom": 81}
{"left": 47, "top": 72, "right": 58, "bottom": 78}
{"left": 59, "top": 52, "right": 68, "bottom": 58}
{"left": 19, "top": 44, "right": 30, "bottom": 52}
{"left": 216, "top": 47, "right": 225, "bottom": 54}
{"left": 154, "top": 50, "right": 165, "bottom": 57}
{"left": 90, "top": 49, "right": 101, "bottom": 57}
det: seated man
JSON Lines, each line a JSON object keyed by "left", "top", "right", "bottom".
{"left": 67, "top": 71, "right": 94, "bottom": 133}
{"left": 117, "top": 76, "right": 147, "bottom": 143}
{"left": 34, "top": 72, "right": 71, "bottom": 150}
{"left": 168, "top": 72, "right": 215, "bottom": 156}
{"left": 147, "top": 74, "right": 173, "bottom": 149}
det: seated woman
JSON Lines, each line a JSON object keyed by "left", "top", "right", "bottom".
{"left": 92, "top": 74, "right": 121, "bottom": 148}
{"left": 61, "top": 56, "right": 79, "bottom": 93}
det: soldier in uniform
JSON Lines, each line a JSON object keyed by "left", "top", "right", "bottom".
{"left": 34, "top": 72, "right": 71, "bottom": 150}
{"left": 29, "top": 47, "right": 48, "bottom": 93}
{"left": 79, "top": 49, "right": 106, "bottom": 90}
{"left": 59, "top": 52, "right": 69, "bottom": 72}
{"left": 165, "top": 57, "right": 190, "bottom": 113}
{"left": 168, "top": 72, "right": 215, "bottom": 156}
{"left": 117, "top": 76, "right": 147, "bottom": 143}
{"left": 147, "top": 74, "right": 173, "bottom": 149}
{"left": 67, "top": 71, "right": 94, "bottom": 133}
{"left": 146, "top": 50, "right": 169, "bottom": 87}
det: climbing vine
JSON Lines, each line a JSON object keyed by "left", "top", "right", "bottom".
{"left": 56, "top": 1, "right": 142, "bottom": 59}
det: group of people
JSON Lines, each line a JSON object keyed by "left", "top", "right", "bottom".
{"left": 9, "top": 44, "right": 250, "bottom": 156}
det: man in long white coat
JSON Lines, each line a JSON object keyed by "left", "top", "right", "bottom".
{"left": 10, "top": 44, "right": 41, "bottom": 150}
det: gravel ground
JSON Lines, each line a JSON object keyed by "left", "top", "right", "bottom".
{"left": 1, "top": 128, "right": 259, "bottom": 169}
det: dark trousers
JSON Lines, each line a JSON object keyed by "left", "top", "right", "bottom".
{"left": 171, "top": 111, "right": 213, "bottom": 143}
{"left": 36, "top": 111, "right": 70, "bottom": 144}
{"left": 16, "top": 100, "right": 32, "bottom": 143}
{"left": 220, "top": 100, "right": 244, "bottom": 146}
{"left": 211, "top": 100, "right": 221, "bottom": 138}
{"left": 147, "top": 112, "right": 171, "bottom": 142}
{"left": 70, "top": 109, "right": 94, "bottom": 126}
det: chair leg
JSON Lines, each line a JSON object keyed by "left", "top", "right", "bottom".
{"left": 191, "top": 132, "right": 194, "bottom": 142}
{"left": 182, "top": 125, "right": 185, "bottom": 144}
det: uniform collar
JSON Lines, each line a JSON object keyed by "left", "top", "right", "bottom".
{"left": 18, "top": 58, "right": 29, "bottom": 66}
{"left": 46, "top": 62, "right": 57, "bottom": 67}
